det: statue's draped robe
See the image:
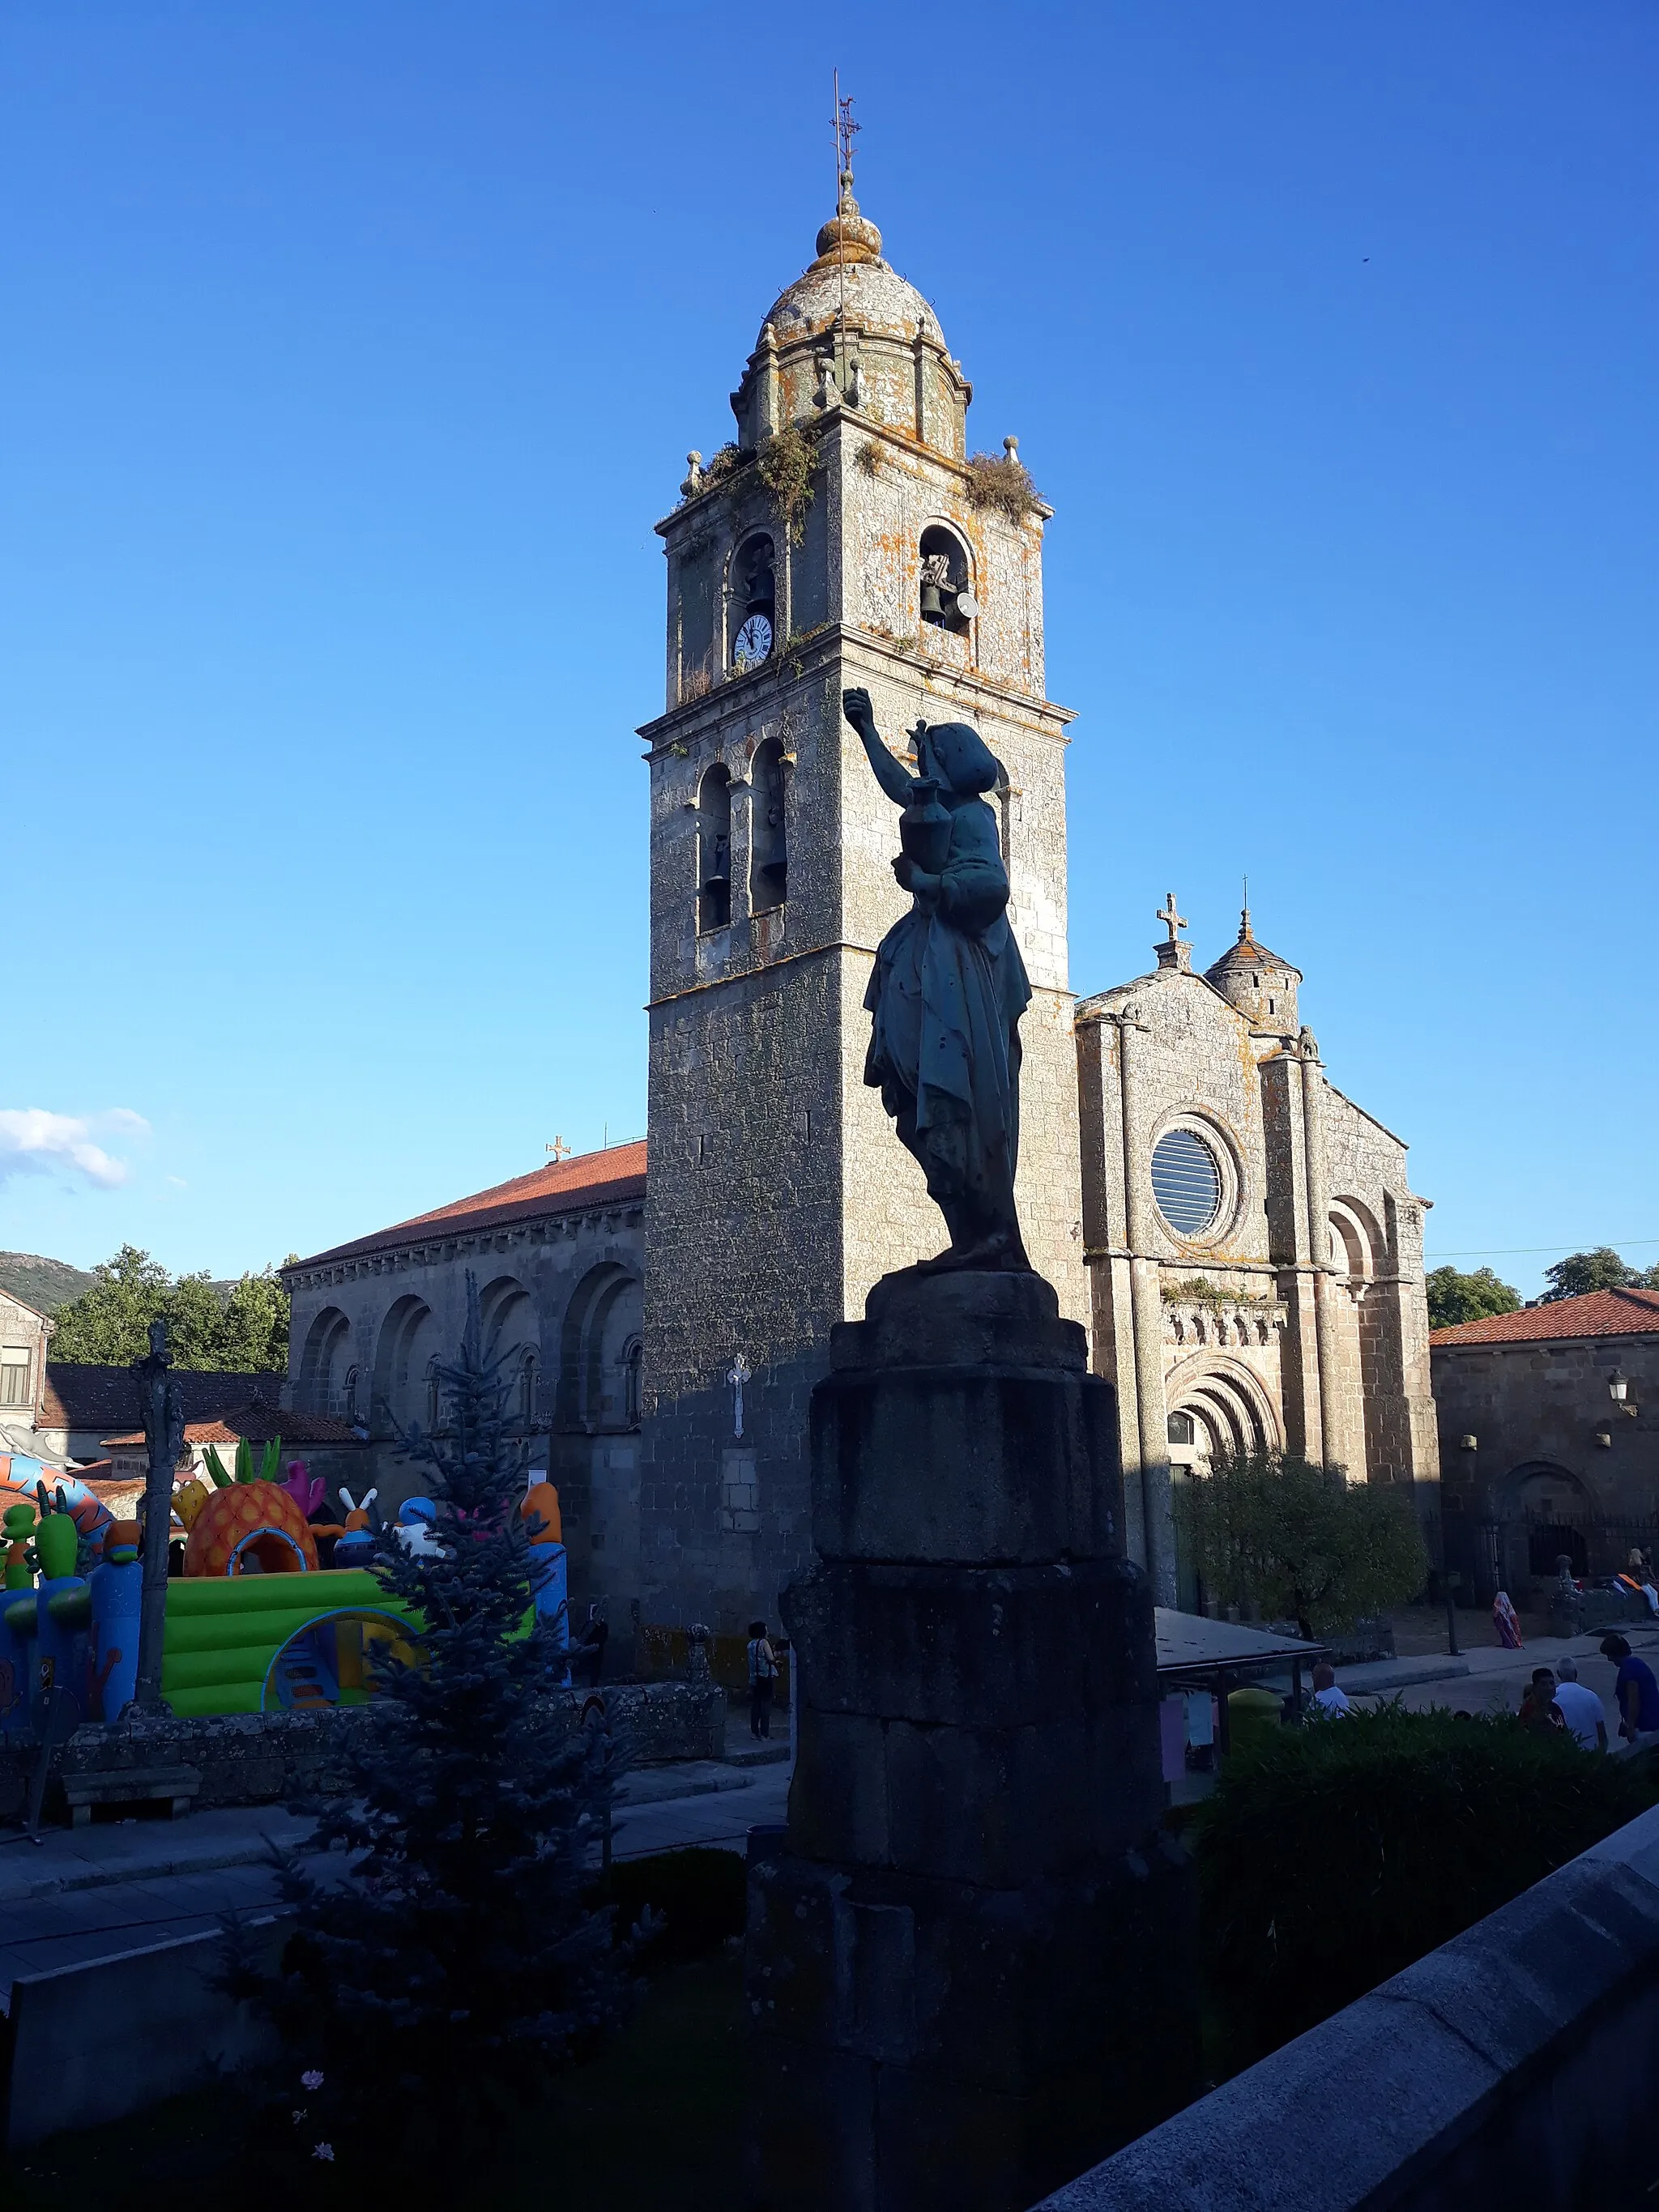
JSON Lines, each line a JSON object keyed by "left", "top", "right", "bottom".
{"left": 864, "top": 794, "right": 1030, "bottom": 1212}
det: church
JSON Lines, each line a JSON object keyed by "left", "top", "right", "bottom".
{"left": 282, "top": 174, "right": 1439, "bottom": 1630}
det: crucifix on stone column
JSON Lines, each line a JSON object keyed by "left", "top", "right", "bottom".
{"left": 1156, "top": 890, "right": 1187, "bottom": 944}
{"left": 727, "top": 1353, "right": 753, "bottom": 1440}
{"left": 133, "top": 1318, "right": 186, "bottom": 1711}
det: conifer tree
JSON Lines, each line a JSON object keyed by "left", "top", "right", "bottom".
{"left": 259, "top": 1272, "right": 634, "bottom": 2165}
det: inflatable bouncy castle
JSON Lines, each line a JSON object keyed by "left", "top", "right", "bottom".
{"left": 0, "top": 1450, "right": 565, "bottom": 1729}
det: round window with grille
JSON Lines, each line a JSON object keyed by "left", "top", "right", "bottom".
{"left": 1151, "top": 1127, "right": 1223, "bottom": 1238}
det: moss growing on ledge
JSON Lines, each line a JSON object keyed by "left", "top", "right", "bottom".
{"left": 756, "top": 425, "right": 815, "bottom": 545}
{"left": 1162, "top": 1276, "right": 1275, "bottom": 1308}
{"left": 964, "top": 450, "right": 1042, "bottom": 519}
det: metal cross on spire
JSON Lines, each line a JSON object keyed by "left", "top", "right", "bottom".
{"left": 832, "top": 72, "right": 859, "bottom": 188}
{"left": 1156, "top": 891, "right": 1188, "bottom": 944}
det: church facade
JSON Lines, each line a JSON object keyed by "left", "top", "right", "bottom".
{"left": 282, "top": 180, "right": 1439, "bottom": 1628}
{"left": 1078, "top": 907, "right": 1439, "bottom": 1603}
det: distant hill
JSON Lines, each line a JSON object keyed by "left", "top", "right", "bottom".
{"left": 0, "top": 1252, "right": 98, "bottom": 1317}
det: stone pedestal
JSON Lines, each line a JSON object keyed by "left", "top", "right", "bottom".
{"left": 748, "top": 1270, "right": 1198, "bottom": 2212}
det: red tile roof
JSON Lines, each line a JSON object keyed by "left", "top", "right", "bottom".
{"left": 288, "top": 1140, "right": 648, "bottom": 1271}
{"left": 103, "top": 1420, "right": 243, "bottom": 1448}
{"left": 101, "top": 1402, "right": 360, "bottom": 1450}
{"left": 40, "top": 1365, "right": 289, "bottom": 1433}
{"left": 1431, "top": 1286, "right": 1659, "bottom": 1347}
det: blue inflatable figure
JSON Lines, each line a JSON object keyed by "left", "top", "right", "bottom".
{"left": 33, "top": 1492, "right": 90, "bottom": 1727}
{"left": 89, "top": 1519, "right": 142, "bottom": 1724}
{"left": 394, "top": 1496, "right": 441, "bottom": 1557}
{"left": 335, "top": 1486, "right": 380, "bottom": 1570}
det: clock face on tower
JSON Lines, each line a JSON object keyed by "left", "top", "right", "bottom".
{"left": 734, "top": 613, "right": 773, "bottom": 668}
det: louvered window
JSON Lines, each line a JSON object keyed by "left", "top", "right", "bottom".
{"left": 1151, "top": 1128, "right": 1222, "bottom": 1237}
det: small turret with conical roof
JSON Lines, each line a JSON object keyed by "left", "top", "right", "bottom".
{"left": 1205, "top": 906, "right": 1302, "bottom": 1038}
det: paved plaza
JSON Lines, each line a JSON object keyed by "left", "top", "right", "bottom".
{"left": 0, "top": 1749, "right": 791, "bottom": 1999}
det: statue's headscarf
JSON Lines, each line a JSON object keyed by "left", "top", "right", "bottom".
{"left": 918, "top": 721, "right": 1001, "bottom": 796}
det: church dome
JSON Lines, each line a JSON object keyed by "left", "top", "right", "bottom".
{"left": 1205, "top": 910, "right": 1302, "bottom": 1038}
{"left": 760, "top": 180, "right": 949, "bottom": 354}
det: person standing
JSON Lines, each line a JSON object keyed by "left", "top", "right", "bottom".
{"left": 1551, "top": 1656, "right": 1609, "bottom": 1752}
{"left": 574, "top": 1605, "right": 608, "bottom": 1690}
{"left": 1517, "top": 1667, "right": 1565, "bottom": 1736}
{"left": 1599, "top": 1634, "right": 1659, "bottom": 1752}
{"left": 747, "top": 1618, "right": 778, "bottom": 1741}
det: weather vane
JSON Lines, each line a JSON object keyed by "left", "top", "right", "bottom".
{"left": 832, "top": 72, "right": 859, "bottom": 186}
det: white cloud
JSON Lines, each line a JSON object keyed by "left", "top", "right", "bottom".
{"left": 0, "top": 1108, "right": 151, "bottom": 1191}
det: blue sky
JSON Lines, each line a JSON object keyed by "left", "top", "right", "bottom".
{"left": 2, "top": 2, "right": 1654, "bottom": 1298}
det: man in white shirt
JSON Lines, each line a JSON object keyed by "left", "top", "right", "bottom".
{"left": 1310, "top": 1661, "right": 1353, "bottom": 1716}
{"left": 1551, "top": 1655, "right": 1608, "bottom": 1752}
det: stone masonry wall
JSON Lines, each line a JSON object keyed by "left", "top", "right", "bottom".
{"left": 0, "top": 1681, "right": 727, "bottom": 1822}
{"left": 640, "top": 396, "right": 1083, "bottom": 1633}
{"left": 1075, "top": 953, "right": 1439, "bottom": 1590}
{"left": 285, "top": 1198, "right": 646, "bottom": 1622}
{"left": 1435, "top": 1330, "right": 1659, "bottom": 1596}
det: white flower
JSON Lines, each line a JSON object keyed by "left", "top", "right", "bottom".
{"left": 313, "top": 2142, "right": 335, "bottom": 2162}
{"left": 301, "top": 2069, "right": 325, "bottom": 2090}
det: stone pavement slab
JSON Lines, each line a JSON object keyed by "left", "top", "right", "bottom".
{"left": 612, "top": 1762, "right": 789, "bottom": 1860}
{"left": 0, "top": 1803, "right": 312, "bottom": 1907}
{"left": 616, "top": 1758, "right": 758, "bottom": 1805}
{"left": 0, "top": 1755, "right": 790, "bottom": 1988}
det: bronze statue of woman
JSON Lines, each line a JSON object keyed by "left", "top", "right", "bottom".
{"left": 843, "top": 686, "right": 1031, "bottom": 1272}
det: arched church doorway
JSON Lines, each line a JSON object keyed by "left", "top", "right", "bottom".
{"left": 1500, "top": 1462, "right": 1598, "bottom": 1592}
{"left": 1165, "top": 1362, "right": 1282, "bottom": 1616}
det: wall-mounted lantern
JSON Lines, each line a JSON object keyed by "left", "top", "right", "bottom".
{"left": 1610, "top": 1370, "right": 1639, "bottom": 1417}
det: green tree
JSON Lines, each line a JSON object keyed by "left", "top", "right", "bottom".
{"left": 216, "top": 1266, "right": 292, "bottom": 1370}
{"left": 1425, "top": 1264, "right": 1521, "bottom": 1329}
{"left": 1174, "top": 1451, "right": 1429, "bottom": 1642}
{"left": 45, "top": 1245, "right": 290, "bottom": 1370}
{"left": 252, "top": 1274, "right": 634, "bottom": 2176}
{"left": 44, "top": 1245, "right": 170, "bottom": 1364}
{"left": 1541, "top": 1247, "right": 1637, "bottom": 1302}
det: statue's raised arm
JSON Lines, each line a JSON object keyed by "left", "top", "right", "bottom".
{"left": 845, "top": 689, "right": 1034, "bottom": 1276}
{"left": 843, "top": 688, "right": 915, "bottom": 808}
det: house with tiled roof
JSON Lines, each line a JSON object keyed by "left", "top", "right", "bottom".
{"left": 32, "top": 1364, "right": 290, "bottom": 1466}
{"left": 282, "top": 1141, "right": 646, "bottom": 1610}
{"left": 0, "top": 1286, "right": 52, "bottom": 1452}
{"left": 1432, "top": 1287, "right": 1659, "bottom": 1599}
{"left": 100, "top": 1397, "right": 365, "bottom": 1492}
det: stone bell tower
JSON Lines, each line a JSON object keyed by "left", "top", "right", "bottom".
{"left": 636, "top": 173, "right": 1085, "bottom": 1630}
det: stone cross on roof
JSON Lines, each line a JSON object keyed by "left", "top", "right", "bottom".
{"left": 727, "top": 1353, "right": 753, "bottom": 1440}
{"left": 1156, "top": 892, "right": 1188, "bottom": 944}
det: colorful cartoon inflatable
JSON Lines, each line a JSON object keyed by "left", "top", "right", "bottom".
{"left": 0, "top": 1456, "right": 565, "bottom": 1729}
{"left": 0, "top": 1460, "right": 566, "bottom": 1734}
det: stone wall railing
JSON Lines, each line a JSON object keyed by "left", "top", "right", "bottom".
{"left": 1033, "top": 1801, "right": 1659, "bottom": 2212}
{"left": 0, "top": 1681, "right": 727, "bottom": 1822}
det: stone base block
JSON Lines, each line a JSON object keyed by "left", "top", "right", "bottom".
{"left": 812, "top": 1272, "right": 1121, "bottom": 1566}
{"left": 785, "top": 1558, "right": 1157, "bottom": 1729}
{"left": 747, "top": 1843, "right": 1199, "bottom": 2212}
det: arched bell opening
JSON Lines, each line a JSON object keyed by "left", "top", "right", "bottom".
{"left": 919, "top": 524, "right": 974, "bottom": 633}
{"left": 749, "top": 738, "right": 789, "bottom": 911}
{"left": 697, "top": 765, "right": 733, "bottom": 931}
